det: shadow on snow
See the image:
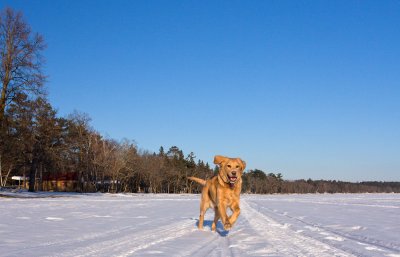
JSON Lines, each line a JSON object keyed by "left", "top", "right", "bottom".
{"left": 194, "top": 219, "right": 229, "bottom": 237}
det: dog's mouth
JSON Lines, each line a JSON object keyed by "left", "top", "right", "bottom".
{"left": 228, "top": 175, "right": 237, "bottom": 183}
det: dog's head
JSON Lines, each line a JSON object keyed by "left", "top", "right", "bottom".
{"left": 214, "top": 155, "right": 246, "bottom": 185}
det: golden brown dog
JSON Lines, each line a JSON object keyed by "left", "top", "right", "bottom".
{"left": 188, "top": 155, "right": 246, "bottom": 231}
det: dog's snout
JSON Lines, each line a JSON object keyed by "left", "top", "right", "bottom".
{"left": 231, "top": 171, "right": 237, "bottom": 176}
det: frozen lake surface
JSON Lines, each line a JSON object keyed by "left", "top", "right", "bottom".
{"left": 1, "top": 192, "right": 399, "bottom": 256}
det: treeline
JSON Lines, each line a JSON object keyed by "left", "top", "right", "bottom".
{"left": 0, "top": 95, "right": 214, "bottom": 192}
{"left": 242, "top": 169, "right": 400, "bottom": 194}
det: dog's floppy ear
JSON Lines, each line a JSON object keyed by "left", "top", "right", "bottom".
{"left": 237, "top": 158, "right": 246, "bottom": 171}
{"left": 214, "top": 155, "right": 227, "bottom": 165}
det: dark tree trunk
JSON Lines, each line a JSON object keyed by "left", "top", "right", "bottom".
{"left": 28, "top": 157, "right": 38, "bottom": 192}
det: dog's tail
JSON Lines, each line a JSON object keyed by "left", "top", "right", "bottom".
{"left": 188, "top": 176, "right": 207, "bottom": 186}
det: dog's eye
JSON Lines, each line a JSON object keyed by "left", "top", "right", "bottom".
{"left": 236, "top": 165, "right": 239, "bottom": 168}
{"left": 227, "top": 165, "right": 231, "bottom": 168}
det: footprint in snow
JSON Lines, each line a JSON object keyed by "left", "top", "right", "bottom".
{"left": 324, "top": 236, "right": 344, "bottom": 241}
{"left": 351, "top": 225, "right": 365, "bottom": 230}
{"left": 365, "top": 246, "right": 384, "bottom": 252}
{"left": 145, "top": 250, "right": 163, "bottom": 254}
{"left": 45, "top": 217, "right": 64, "bottom": 221}
{"left": 92, "top": 215, "right": 112, "bottom": 218}
{"left": 16, "top": 217, "right": 30, "bottom": 220}
{"left": 304, "top": 225, "right": 320, "bottom": 232}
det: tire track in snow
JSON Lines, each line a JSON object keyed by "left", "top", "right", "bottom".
{"left": 133, "top": 216, "right": 240, "bottom": 257}
{"left": 240, "top": 199, "right": 354, "bottom": 257}
{"left": 251, "top": 202, "right": 400, "bottom": 255}
{"left": 3, "top": 223, "right": 150, "bottom": 256}
{"left": 134, "top": 215, "right": 244, "bottom": 257}
{"left": 115, "top": 219, "right": 195, "bottom": 257}
{"left": 177, "top": 232, "right": 235, "bottom": 257}
{"left": 45, "top": 218, "right": 196, "bottom": 257}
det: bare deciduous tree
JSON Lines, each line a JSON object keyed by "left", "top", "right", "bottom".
{"left": 0, "top": 7, "right": 46, "bottom": 127}
{"left": 0, "top": 8, "right": 46, "bottom": 184}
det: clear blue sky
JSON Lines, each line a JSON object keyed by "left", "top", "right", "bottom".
{"left": 3, "top": 0, "right": 399, "bottom": 181}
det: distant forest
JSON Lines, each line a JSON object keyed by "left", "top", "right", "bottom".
{"left": 242, "top": 170, "right": 400, "bottom": 194}
{"left": 1, "top": 8, "right": 399, "bottom": 194}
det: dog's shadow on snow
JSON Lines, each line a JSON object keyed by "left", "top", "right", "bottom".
{"left": 194, "top": 219, "right": 229, "bottom": 237}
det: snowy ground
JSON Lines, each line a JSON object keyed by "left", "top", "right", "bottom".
{"left": 1, "top": 192, "right": 399, "bottom": 257}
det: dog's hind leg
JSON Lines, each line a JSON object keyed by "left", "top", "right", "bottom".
{"left": 198, "top": 209, "right": 205, "bottom": 229}
{"left": 198, "top": 200, "right": 208, "bottom": 229}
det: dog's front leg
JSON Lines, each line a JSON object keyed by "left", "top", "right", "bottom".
{"left": 211, "top": 208, "right": 220, "bottom": 232}
{"left": 217, "top": 202, "right": 232, "bottom": 230}
{"left": 228, "top": 202, "right": 241, "bottom": 226}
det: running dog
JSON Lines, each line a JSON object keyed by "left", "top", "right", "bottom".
{"left": 188, "top": 155, "right": 246, "bottom": 231}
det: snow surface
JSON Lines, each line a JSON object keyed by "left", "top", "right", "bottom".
{"left": 1, "top": 192, "right": 399, "bottom": 257}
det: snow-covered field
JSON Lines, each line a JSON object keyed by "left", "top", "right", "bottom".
{"left": 1, "top": 192, "right": 399, "bottom": 257}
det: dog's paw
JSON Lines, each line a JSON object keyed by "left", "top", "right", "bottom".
{"left": 224, "top": 222, "right": 232, "bottom": 230}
